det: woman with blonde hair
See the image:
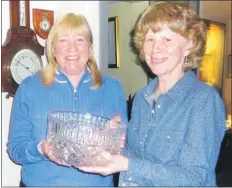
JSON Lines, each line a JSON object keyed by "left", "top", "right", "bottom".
{"left": 79, "top": 2, "right": 225, "bottom": 186}
{"left": 7, "top": 13, "right": 127, "bottom": 186}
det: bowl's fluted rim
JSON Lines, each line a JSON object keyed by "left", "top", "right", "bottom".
{"left": 47, "top": 111, "right": 125, "bottom": 127}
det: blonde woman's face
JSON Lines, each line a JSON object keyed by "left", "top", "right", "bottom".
{"left": 143, "top": 25, "right": 191, "bottom": 76}
{"left": 53, "top": 30, "right": 90, "bottom": 76}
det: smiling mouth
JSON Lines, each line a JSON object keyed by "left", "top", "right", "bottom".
{"left": 151, "top": 57, "right": 168, "bottom": 64}
{"left": 66, "top": 56, "right": 80, "bottom": 60}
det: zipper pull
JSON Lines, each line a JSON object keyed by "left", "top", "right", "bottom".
{"left": 74, "top": 89, "right": 77, "bottom": 100}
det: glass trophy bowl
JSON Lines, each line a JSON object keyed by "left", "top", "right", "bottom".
{"left": 47, "top": 112, "right": 126, "bottom": 167}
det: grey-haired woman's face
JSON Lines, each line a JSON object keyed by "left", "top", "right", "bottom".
{"left": 52, "top": 30, "right": 90, "bottom": 76}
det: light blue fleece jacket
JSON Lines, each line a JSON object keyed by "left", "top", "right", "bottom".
{"left": 7, "top": 68, "right": 128, "bottom": 186}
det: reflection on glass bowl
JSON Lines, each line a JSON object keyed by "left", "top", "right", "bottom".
{"left": 47, "top": 112, "right": 126, "bottom": 167}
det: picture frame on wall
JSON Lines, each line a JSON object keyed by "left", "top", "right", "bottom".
{"left": 108, "top": 16, "right": 120, "bottom": 68}
{"left": 228, "top": 54, "right": 232, "bottom": 78}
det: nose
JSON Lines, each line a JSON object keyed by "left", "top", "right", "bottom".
{"left": 151, "top": 40, "right": 163, "bottom": 52}
{"left": 68, "top": 41, "right": 78, "bottom": 52}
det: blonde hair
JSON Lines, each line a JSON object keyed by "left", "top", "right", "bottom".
{"left": 40, "top": 13, "right": 102, "bottom": 88}
{"left": 134, "top": 1, "right": 207, "bottom": 70}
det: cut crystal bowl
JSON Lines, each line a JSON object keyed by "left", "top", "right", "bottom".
{"left": 47, "top": 112, "right": 126, "bottom": 167}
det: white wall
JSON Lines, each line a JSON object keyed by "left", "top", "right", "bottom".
{"left": 108, "top": 2, "right": 132, "bottom": 98}
{"left": 1, "top": 1, "right": 107, "bottom": 186}
{"left": 99, "top": 1, "right": 109, "bottom": 76}
{"left": 131, "top": 2, "right": 150, "bottom": 97}
{"left": 108, "top": 1, "right": 149, "bottom": 98}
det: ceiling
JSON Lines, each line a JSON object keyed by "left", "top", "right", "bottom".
{"left": 200, "top": 1, "right": 231, "bottom": 23}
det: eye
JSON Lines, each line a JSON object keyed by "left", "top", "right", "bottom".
{"left": 59, "top": 38, "right": 68, "bottom": 43}
{"left": 164, "top": 38, "right": 171, "bottom": 42}
{"left": 77, "top": 38, "right": 84, "bottom": 42}
{"left": 145, "top": 38, "right": 154, "bottom": 42}
{"left": 76, "top": 36, "right": 86, "bottom": 43}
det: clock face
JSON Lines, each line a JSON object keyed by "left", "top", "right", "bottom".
{"left": 10, "top": 49, "right": 42, "bottom": 84}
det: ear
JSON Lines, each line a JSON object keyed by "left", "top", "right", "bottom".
{"left": 183, "top": 40, "right": 193, "bottom": 56}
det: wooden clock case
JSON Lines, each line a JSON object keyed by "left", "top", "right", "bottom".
{"left": 1, "top": 0, "right": 44, "bottom": 98}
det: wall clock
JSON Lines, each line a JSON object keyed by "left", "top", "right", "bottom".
{"left": 2, "top": 0, "right": 44, "bottom": 98}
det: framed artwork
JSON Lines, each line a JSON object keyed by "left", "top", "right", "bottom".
{"left": 108, "top": 16, "right": 120, "bottom": 68}
{"left": 228, "top": 54, "right": 232, "bottom": 78}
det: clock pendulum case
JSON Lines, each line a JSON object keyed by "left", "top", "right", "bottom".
{"left": 2, "top": 0, "right": 44, "bottom": 98}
